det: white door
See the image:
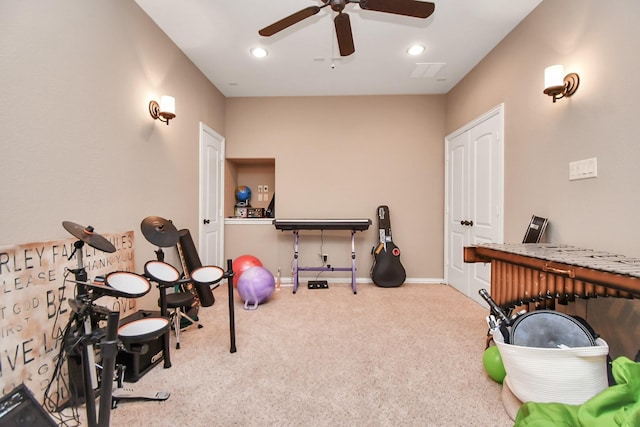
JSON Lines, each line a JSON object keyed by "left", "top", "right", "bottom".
{"left": 445, "top": 105, "right": 504, "bottom": 306}
{"left": 199, "top": 123, "right": 225, "bottom": 267}
{"left": 446, "top": 130, "right": 471, "bottom": 296}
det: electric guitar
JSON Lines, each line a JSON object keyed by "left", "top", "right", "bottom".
{"left": 371, "top": 205, "right": 406, "bottom": 287}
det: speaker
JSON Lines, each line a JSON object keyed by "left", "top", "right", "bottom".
{"left": 0, "top": 384, "right": 56, "bottom": 427}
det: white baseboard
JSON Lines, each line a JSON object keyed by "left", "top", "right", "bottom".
{"left": 277, "top": 277, "right": 445, "bottom": 286}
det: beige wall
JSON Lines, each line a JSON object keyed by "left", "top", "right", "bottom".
{"left": 446, "top": 0, "right": 640, "bottom": 358}
{"left": 1, "top": 0, "right": 638, "bottom": 358}
{"left": 1, "top": 0, "right": 226, "bottom": 307}
{"left": 224, "top": 96, "right": 446, "bottom": 282}
{"left": 447, "top": 0, "right": 640, "bottom": 255}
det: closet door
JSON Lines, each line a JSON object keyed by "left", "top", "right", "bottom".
{"left": 446, "top": 130, "right": 471, "bottom": 296}
{"left": 445, "top": 106, "right": 503, "bottom": 306}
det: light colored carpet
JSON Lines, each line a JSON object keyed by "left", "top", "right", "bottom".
{"left": 80, "top": 283, "right": 512, "bottom": 426}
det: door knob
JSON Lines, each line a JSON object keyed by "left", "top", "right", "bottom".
{"left": 460, "top": 220, "right": 466, "bottom": 226}
{"left": 468, "top": 220, "right": 473, "bottom": 227}
{"left": 203, "top": 219, "right": 210, "bottom": 224}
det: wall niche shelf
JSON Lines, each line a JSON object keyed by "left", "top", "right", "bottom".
{"left": 224, "top": 218, "right": 273, "bottom": 225}
{"left": 225, "top": 158, "right": 275, "bottom": 219}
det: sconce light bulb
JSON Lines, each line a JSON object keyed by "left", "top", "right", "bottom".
{"left": 543, "top": 65, "right": 579, "bottom": 103}
{"left": 159, "top": 96, "right": 175, "bottom": 115}
{"left": 544, "top": 65, "right": 565, "bottom": 89}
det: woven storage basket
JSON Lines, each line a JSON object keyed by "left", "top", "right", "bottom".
{"left": 493, "top": 332, "right": 609, "bottom": 405}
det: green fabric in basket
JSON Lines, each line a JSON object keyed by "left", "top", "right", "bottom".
{"left": 515, "top": 356, "right": 640, "bottom": 427}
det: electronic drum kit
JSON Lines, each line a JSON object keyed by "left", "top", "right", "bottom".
{"left": 57, "top": 217, "right": 235, "bottom": 427}
{"left": 139, "top": 215, "right": 227, "bottom": 317}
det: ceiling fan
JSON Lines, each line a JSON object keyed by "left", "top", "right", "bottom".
{"left": 258, "top": 0, "right": 435, "bottom": 57}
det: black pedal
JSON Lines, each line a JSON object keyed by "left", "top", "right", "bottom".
{"left": 307, "top": 280, "right": 328, "bottom": 289}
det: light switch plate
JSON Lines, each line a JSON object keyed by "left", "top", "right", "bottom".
{"left": 569, "top": 157, "right": 597, "bottom": 181}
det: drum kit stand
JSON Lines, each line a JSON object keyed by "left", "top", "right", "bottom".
{"left": 50, "top": 218, "right": 236, "bottom": 427}
{"left": 139, "top": 216, "right": 236, "bottom": 353}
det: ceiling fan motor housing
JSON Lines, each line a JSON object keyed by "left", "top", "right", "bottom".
{"left": 329, "top": 0, "right": 347, "bottom": 12}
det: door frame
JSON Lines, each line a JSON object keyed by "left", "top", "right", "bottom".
{"left": 444, "top": 104, "right": 504, "bottom": 296}
{"left": 199, "top": 122, "right": 225, "bottom": 267}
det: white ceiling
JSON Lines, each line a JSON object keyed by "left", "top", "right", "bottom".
{"left": 134, "top": 0, "right": 542, "bottom": 98}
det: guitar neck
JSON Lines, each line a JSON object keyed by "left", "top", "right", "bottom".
{"left": 377, "top": 205, "right": 392, "bottom": 243}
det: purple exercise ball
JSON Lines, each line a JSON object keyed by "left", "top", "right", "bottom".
{"left": 237, "top": 266, "right": 275, "bottom": 310}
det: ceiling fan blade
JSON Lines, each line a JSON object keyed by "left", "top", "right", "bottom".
{"left": 259, "top": 6, "right": 323, "bottom": 36}
{"left": 334, "top": 13, "right": 355, "bottom": 56}
{"left": 359, "top": 0, "right": 435, "bottom": 19}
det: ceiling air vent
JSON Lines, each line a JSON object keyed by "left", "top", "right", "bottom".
{"left": 410, "top": 63, "right": 445, "bottom": 78}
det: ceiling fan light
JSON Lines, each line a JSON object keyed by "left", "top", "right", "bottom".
{"left": 407, "top": 44, "right": 425, "bottom": 56}
{"left": 250, "top": 47, "right": 268, "bottom": 58}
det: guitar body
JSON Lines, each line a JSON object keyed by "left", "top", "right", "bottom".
{"left": 371, "top": 205, "right": 406, "bottom": 288}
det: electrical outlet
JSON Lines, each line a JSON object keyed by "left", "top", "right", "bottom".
{"left": 263, "top": 184, "right": 269, "bottom": 193}
{"left": 257, "top": 185, "right": 263, "bottom": 193}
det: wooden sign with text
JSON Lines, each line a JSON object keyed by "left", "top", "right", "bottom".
{"left": 0, "top": 231, "right": 136, "bottom": 403}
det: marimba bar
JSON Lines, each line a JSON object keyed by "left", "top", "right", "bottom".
{"left": 464, "top": 243, "right": 640, "bottom": 311}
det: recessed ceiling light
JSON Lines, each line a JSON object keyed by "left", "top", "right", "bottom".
{"left": 250, "top": 47, "right": 268, "bottom": 58}
{"left": 407, "top": 45, "right": 425, "bottom": 56}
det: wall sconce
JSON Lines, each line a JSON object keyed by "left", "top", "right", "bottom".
{"left": 149, "top": 96, "right": 176, "bottom": 125}
{"left": 543, "top": 65, "right": 579, "bottom": 103}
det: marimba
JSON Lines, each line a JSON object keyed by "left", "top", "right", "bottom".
{"left": 464, "top": 243, "right": 640, "bottom": 311}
